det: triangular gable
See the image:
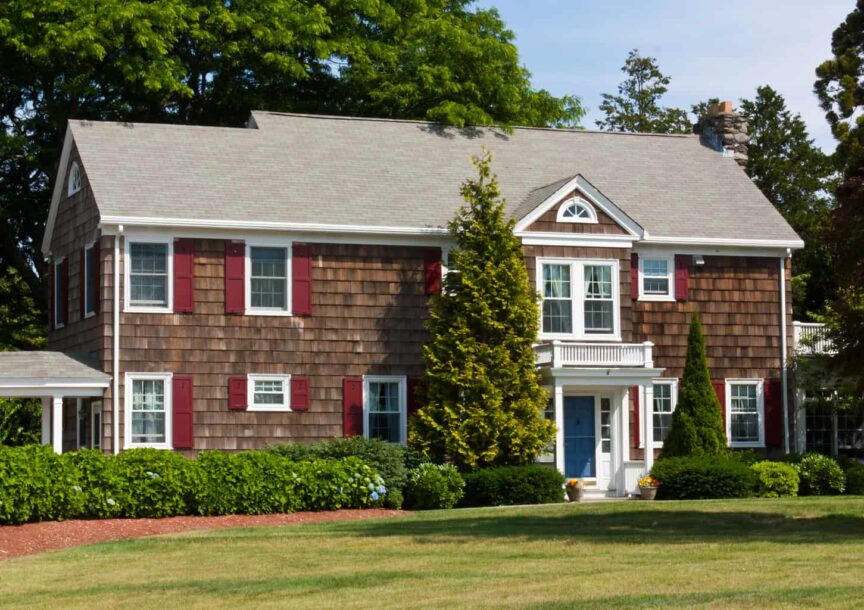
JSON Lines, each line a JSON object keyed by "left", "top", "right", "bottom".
{"left": 513, "top": 174, "right": 644, "bottom": 238}
{"left": 41, "top": 124, "right": 74, "bottom": 257}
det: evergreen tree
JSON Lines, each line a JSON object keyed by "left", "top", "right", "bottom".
{"left": 596, "top": 49, "right": 690, "bottom": 134}
{"left": 661, "top": 313, "right": 727, "bottom": 457}
{"left": 410, "top": 150, "right": 555, "bottom": 471}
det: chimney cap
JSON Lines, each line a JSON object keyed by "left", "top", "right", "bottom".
{"left": 708, "top": 101, "right": 735, "bottom": 116}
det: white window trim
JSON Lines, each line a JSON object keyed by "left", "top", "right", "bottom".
{"left": 247, "top": 374, "right": 292, "bottom": 412}
{"left": 639, "top": 378, "right": 679, "bottom": 448}
{"left": 638, "top": 254, "right": 675, "bottom": 302}
{"left": 53, "top": 259, "right": 65, "bottom": 329}
{"left": 68, "top": 162, "right": 82, "bottom": 197}
{"left": 245, "top": 242, "right": 293, "bottom": 316}
{"left": 91, "top": 400, "right": 102, "bottom": 450}
{"left": 725, "top": 378, "right": 765, "bottom": 448}
{"left": 124, "top": 372, "right": 173, "bottom": 450}
{"left": 83, "top": 241, "right": 97, "bottom": 318}
{"left": 555, "top": 196, "right": 598, "bottom": 224}
{"left": 536, "top": 258, "right": 622, "bottom": 341}
{"left": 363, "top": 375, "right": 408, "bottom": 444}
{"left": 124, "top": 237, "right": 174, "bottom": 314}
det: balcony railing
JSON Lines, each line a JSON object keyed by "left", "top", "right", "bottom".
{"left": 793, "top": 322, "right": 835, "bottom": 355}
{"left": 534, "top": 341, "right": 654, "bottom": 368}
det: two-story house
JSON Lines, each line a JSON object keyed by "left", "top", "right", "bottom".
{"left": 0, "top": 102, "right": 805, "bottom": 495}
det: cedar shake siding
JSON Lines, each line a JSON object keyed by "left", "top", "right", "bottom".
{"left": 116, "top": 240, "right": 430, "bottom": 451}
{"left": 524, "top": 190, "right": 630, "bottom": 234}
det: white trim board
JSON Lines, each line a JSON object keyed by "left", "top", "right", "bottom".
{"left": 41, "top": 125, "right": 74, "bottom": 257}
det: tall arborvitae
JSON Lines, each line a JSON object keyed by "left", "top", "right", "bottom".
{"left": 409, "top": 150, "right": 555, "bottom": 471}
{"left": 661, "top": 313, "right": 728, "bottom": 457}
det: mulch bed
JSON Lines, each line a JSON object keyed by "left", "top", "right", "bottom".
{"left": 0, "top": 509, "right": 405, "bottom": 560}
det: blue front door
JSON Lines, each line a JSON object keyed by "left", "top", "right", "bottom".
{"left": 564, "top": 396, "right": 596, "bottom": 478}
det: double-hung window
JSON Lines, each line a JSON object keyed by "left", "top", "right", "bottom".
{"left": 726, "top": 379, "right": 764, "bottom": 447}
{"left": 248, "top": 246, "right": 291, "bottom": 313}
{"left": 539, "top": 260, "right": 620, "bottom": 339}
{"left": 639, "top": 255, "right": 674, "bottom": 301}
{"left": 84, "top": 244, "right": 96, "bottom": 316}
{"left": 126, "top": 240, "right": 172, "bottom": 312}
{"left": 126, "top": 373, "right": 172, "bottom": 449}
{"left": 247, "top": 374, "right": 291, "bottom": 411}
{"left": 652, "top": 380, "right": 678, "bottom": 444}
{"left": 364, "top": 376, "right": 407, "bottom": 443}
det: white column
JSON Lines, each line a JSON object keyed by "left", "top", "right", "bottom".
{"left": 51, "top": 396, "right": 64, "bottom": 454}
{"left": 554, "top": 381, "right": 565, "bottom": 478}
{"left": 611, "top": 389, "right": 629, "bottom": 495}
{"left": 643, "top": 384, "right": 655, "bottom": 473}
{"left": 41, "top": 397, "right": 51, "bottom": 445}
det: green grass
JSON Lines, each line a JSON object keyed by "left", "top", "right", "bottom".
{"left": 2, "top": 497, "right": 864, "bottom": 609}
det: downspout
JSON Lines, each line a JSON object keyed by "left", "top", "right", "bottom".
{"left": 112, "top": 230, "right": 122, "bottom": 454}
{"left": 780, "top": 251, "right": 790, "bottom": 454}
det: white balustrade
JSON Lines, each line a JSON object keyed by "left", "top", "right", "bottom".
{"left": 793, "top": 322, "right": 835, "bottom": 355}
{"left": 534, "top": 341, "right": 654, "bottom": 368}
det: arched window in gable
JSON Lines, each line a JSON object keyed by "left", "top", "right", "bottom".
{"left": 556, "top": 196, "right": 597, "bottom": 223}
{"left": 68, "top": 162, "right": 82, "bottom": 197}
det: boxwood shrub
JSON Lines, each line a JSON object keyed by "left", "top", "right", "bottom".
{"left": 403, "top": 463, "right": 465, "bottom": 510}
{"left": 750, "top": 461, "right": 799, "bottom": 498}
{"left": 650, "top": 456, "right": 755, "bottom": 499}
{"left": 459, "top": 465, "right": 565, "bottom": 507}
{"left": 793, "top": 453, "right": 845, "bottom": 495}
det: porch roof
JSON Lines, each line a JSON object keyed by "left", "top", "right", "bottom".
{"left": 0, "top": 351, "right": 110, "bottom": 396}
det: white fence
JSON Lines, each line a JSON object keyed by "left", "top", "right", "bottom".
{"left": 534, "top": 341, "right": 654, "bottom": 368}
{"left": 793, "top": 322, "right": 835, "bottom": 355}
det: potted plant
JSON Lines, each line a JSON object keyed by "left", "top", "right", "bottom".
{"left": 638, "top": 475, "right": 660, "bottom": 500}
{"left": 565, "top": 479, "right": 583, "bottom": 502}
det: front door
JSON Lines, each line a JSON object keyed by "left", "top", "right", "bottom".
{"left": 564, "top": 396, "right": 596, "bottom": 478}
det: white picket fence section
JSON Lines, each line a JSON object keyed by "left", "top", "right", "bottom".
{"left": 793, "top": 322, "right": 835, "bottom": 355}
{"left": 534, "top": 341, "right": 654, "bottom": 368}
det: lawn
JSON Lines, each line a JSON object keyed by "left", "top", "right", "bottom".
{"left": 2, "top": 497, "right": 864, "bottom": 609}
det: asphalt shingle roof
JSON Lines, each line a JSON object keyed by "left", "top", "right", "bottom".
{"left": 68, "top": 112, "right": 801, "bottom": 242}
{"left": 0, "top": 352, "right": 109, "bottom": 381}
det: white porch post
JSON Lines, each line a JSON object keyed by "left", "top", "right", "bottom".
{"left": 51, "top": 395, "right": 63, "bottom": 454}
{"left": 643, "top": 384, "right": 655, "bottom": 473}
{"left": 612, "top": 388, "right": 629, "bottom": 495}
{"left": 41, "top": 397, "right": 51, "bottom": 445}
{"left": 554, "top": 380, "right": 565, "bottom": 477}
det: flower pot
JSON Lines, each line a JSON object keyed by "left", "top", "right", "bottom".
{"left": 640, "top": 485, "right": 658, "bottom": 501}
{"left": 566, "top": 485, "right": 584, "bottom": 502}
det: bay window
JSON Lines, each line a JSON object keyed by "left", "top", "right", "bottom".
{"left": 539, "top": 259, "right": 620, "bottom": 339}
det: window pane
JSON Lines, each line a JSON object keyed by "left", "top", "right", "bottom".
{"left": 131, "top": 379, "right": 165, "bottom": 444}
{"left": 643, "top": 259, "right": 668, "bottom": 276}
{"left": 584, "top": 266, "right": 612, "bottom": 298}
{"left": 643, "top": 277, "right": 669, "bottom": 295}
{"left": 253, "top": 379, "right": 284, "bottom": 405}
{"left": 369, "top": 413, "right": 401, "bottom": 443}
{"left": 251, "top": 247, "right": 286, "bottom": 309}
{"left": 653, "top": 413, "right": 674, "bottom": 443}
{"left": 368, "top": 382, "right": 401, "bottom": 442}
{"left": 600, "top": 398, "right": 611, "bottom": 453}
{"left": 542, "top": 265, "right": 570, "bottom": 298}
{"left": 584, "top": 301, "right": 613, "bottom": 333}
{"left": 129, "top": 243, "right": 168, "bottom": 306}
{"left": 543, "top": 300, "right": 573, "bottom": 334}
{"left": 731, "top": 384, "right": 759, "bottom": 442}
{"left": 584, "top": 265, "right": 614, "bottom": 334}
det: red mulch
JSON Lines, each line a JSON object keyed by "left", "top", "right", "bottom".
{"left": 0, "top": 509, "right": 405, "bottom": 560}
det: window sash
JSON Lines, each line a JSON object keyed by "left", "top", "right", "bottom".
{"left": 253, "top": 379, "right": 285, "bottom": 405}
{"left": 250, "top": 247, "right": 287, "bottom": 309}
{"left": 730, "top": 384, "right": 760, "bottom": 443}
{"left": 584, "top": 265, "right": 614, "bottom": 334}
{"left": 539, "top": 261, "right": 618, "bottom": 338}
{"left": 600, "top": 398, "right": 611, "bottom": 453}
{"left": 129, "top": 243, "right": 168, "bottom": 306}
{"left": 367, "top": 380, "right": 403, "bottom": 443}
{"left": 131, "top": 379, "right": 166, "bottom": 444}
{"left": 542, "top": 264, "right": 572, "bottom": 334}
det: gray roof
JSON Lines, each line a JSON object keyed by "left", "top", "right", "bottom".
{"left": 0, "top": 351, "right": 109, "bottom": 382}
{"left": 68, "top": 112, "right": 801, "bottom": 242}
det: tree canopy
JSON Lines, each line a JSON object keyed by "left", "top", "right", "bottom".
{"left": 596, "top": 49, "right": 690, "bottom": 134}
{"left": 409, "top": 150, "right": 555, "bottom": 471}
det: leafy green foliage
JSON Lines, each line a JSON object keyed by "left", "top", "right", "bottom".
{"left": 410, "top": 151, "right": 555, "bottom": 470}
{"left": 596, "top": 49, "right": 690, "bottom": 134}
{"left": 0, "top": 398, "right": 41, "bottom": 447}
{"left": 0, "top": 267, "right": 45, "bottom": 351}
{"left": 790, "top": 453, "right": 846, "bottom": 496}
{"left": 403, "top": 463, "right": 465, "bottom": 510}
{"left": 650, "top": 456, "right": 756, "bottom": 500}
{"left": 112, "top": 449, "right": 194, "bottom": 518}
{"left": 0, "top": 445, "right": 83, "bottom": 524}
{"left": 62, "top": 449, "right": 124, "bottom": 518}
{"left": 661, "top": 313, "right": 727, "bottom": 457}
{"left": 459, "top": 465, "right": 565, "bottom": 507}
{"left": 750, "top": 461, "right": 799, "bottom": 498}
{"left": 844, "top": 463, "right": 864, "bottom": 495}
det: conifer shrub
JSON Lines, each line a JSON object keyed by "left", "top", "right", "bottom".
{"left": 459, "top": 465, "right": 565, "bottom": 507}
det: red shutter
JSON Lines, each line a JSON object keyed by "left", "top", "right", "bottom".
{"left": 48, "top": 265, "right": 54, "bottom": 331}
{"left": 408, "top": 378, "right": 424, "bottom": 417}
{"left": 61, "top": 259, "right": 69, "bottom": 326}
{"left": 92, "top": 241, "right": 101, "bottom": 314}
{"left": 712, "top": 380, "right": 726, "bottom": 424}
{"left": 228, "top": 376, "right": 248, "bottom": 410}
{"left": 291, "top": 377, "right": 309, "bottom": 411}
{"left": 343, "top": 377, "right": 363, "bottom": 437}
{"left": 424, "top": 249, "right": 442, "bottom": 295}
{"left": 225, "top": 241, "right": 245, "bottom": 314}
{"left": 764, "top": 379, "right": 783, "bottom": 448}
{"left": 630, "top": 253, "right": 639, "bottom": 300}
{"left": 79, "top": 249, "right": 86, "bottom": 318}
{"left": 172, "top": 375, "right": 194, "bottom": 449}
{"left": 292, "top": 243, "right": 313, "bottom": 316}
{"left": 173, "top": 238, "right": 195, "bottom": 313}
{"left": 674, "top": 255, "right": 689, "bottom": 301}
{"left": 632, "top": 386, "right": 640, "bottom": 448}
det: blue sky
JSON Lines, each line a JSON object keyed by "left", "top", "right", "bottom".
{"left": 477, "top": 0, "right": 851, "bottom": 151}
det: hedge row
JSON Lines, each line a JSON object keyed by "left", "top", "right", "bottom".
{"left": 0, "top": 445, "right": 388, "bottom": 525}
{"left": 459, "top": 465, "right": 565, "bottom": 507}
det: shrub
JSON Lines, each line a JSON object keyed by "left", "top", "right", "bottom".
{"left": 403, "top": 463, "right": 465, "bottom": 510}
{"left": 292, "top": 457, "right": 387, "bottom": 511}
{"left": 112, "top": 449, "right": 194, "bottom": 518}
{"left": 795, "top": 453, "right": 846, "bottom": 495}
{"left": 63, "top": 449, "right": 124, "bottom": 518}
{"left": 650, "top": 456, "right": 755, "bottom": 499}
{"left": 0, "top": 445, "right": 83, "bottom": 524}
{"left": 460, "top": 465, "right": 565, "bottom": 507}
{"left": 750, "top": 461, "right": 799, "bottom": 498}
{"left": 845, "top": 463, "right": 864, "bottom": 495}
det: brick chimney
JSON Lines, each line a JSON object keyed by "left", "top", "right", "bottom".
{"left": 694, "top": 100, "right": 748, "bottom": 167}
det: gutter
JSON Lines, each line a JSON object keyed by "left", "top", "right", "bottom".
{"left": 780, "top": 251, "right": 790, "bottom": 454}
